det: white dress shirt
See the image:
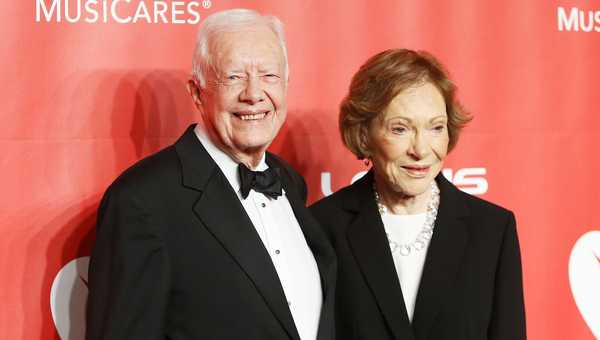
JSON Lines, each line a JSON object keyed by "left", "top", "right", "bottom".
{"left": 194, "top": 124, "right": 322, "bottom": 340}
{"left": 381, "top": 212, "right": 429, "bottom": 322}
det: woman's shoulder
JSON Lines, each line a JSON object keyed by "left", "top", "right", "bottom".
{"left": 439, "top": 174, "right": 513, "bottom": 219}
{"left": 309, "top": 180, "right": 366, "bottom": 234}
{"left": 437, "top": 175, "right": 517, "bottom": 243}
{"left": 462, "top": 190, "right": 513, "bottom": 219}
{"left": 310, "top": 182, "right": 355, "bottom": 215}
{"left": 449, "top": 188, "right": 517, "bottom": 246}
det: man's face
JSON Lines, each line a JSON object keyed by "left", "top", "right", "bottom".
{"left": 194, "top": 25, "right": 287, "bottom": 160}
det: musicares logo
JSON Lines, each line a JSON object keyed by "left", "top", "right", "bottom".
{"left": 50, "top": 256, "right": 90, "bottom": 340}
{"left": 320, "top": 167, "right": 488, "bottom": 197}
{"left": 35, "top": 0, "right": 212, "bottom": 25}
{"left": 568, "top": 230, "right": 600, "bottom": 338}
{"left": 557, "top": 6, "right": 600, "bottom": 32}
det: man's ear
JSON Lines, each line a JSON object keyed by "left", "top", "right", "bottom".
{"left": 187, "top": 79, "right": 202, "bottom": 109}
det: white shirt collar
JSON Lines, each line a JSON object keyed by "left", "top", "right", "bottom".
{"left": 194, "top": 123, "right": 268, "bottom": 194}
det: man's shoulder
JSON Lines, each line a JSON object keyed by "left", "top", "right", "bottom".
{"left": 266, "top": 152, "right": 300, "bottom": 176}
{"left": 107, "top": 145, "right": 182, "bottom": 196}
{"left": 267, "top": 152, "right": 307, "bottom": 200}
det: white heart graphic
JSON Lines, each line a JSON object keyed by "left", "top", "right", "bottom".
{"left": 50, "top": 256, "right": 90, "bottom": 340}
{"left": 568, "top": 230, "right": 600, "bottom": 338}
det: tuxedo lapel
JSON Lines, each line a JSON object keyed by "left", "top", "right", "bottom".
{"left": 175, "top": 125, "right": 301, "bottom": 340}
{"left": 411, "top": 175, "right": 469, "bottom": 340}
{"left": 267, "top": 155, "right": 337, "bottom": 340}
{"left": 345, "top": 172, "right": 415, "bottom": 340}
{"left": 269, "top": 155, "right": 336, "bottom": 293}
{"left": 286, "top": 186, "right": 336, "bottom": 292}
{"left": 193, "top": 175, "right": 301, "bottom": 340}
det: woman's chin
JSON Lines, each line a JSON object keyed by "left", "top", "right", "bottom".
{"left": 389, "top": 178, "right": 435, "bottom": 198}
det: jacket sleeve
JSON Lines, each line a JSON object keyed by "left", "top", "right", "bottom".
{"left": 86, "top": 185, "right": 169, "bottom": 340}
{"left": 488, "top": 212, "right": 527, "bottom": 340}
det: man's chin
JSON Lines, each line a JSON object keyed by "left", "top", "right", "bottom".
{"left": 233, "top": 139, "right": 272, "bottom": 155}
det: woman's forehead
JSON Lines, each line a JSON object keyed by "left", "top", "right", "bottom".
{"left": 382, "top": 83, "right": 447, "bottom": 120}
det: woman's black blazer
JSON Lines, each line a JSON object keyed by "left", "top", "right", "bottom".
{"left": 309, "top": 171, "right": 526, "bottom": 340}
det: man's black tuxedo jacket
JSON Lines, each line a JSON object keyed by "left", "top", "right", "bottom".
{"left": 310, "top": 171, "right": 525, "bottom": 340}
{"left": 86, "top": 125, "right": 337, "bottom": 340}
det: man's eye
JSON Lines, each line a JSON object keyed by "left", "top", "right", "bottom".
{"left": 262, "top": 74, "right": 281, "bottom": 82}
{"left": 227, "top": 75, "right": 241, "bottom": 80}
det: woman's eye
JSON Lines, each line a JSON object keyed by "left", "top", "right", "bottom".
{"left": 432, "top": 125, "right": 446, "bottom": 132}
{"left": 391, "top": 126, "right": 408, "bottom": 134}
{"left": 227, "top": 75, "right": 241, "bottom": 80}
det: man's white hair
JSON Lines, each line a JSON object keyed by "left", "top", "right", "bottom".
{"left": 191, "top": 8, "right": 289, "bottom": 87}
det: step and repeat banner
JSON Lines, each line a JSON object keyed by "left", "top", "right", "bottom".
{"left": 1, "top": 0, "right": 599, "bottom": 339}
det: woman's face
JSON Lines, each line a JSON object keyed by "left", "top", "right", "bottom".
{"left": 367, "top": 82, "right": 449, "bottom": 199}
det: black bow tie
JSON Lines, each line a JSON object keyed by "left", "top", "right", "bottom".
{"left": 238, "top": 163, "right": 283, "bottom": 199}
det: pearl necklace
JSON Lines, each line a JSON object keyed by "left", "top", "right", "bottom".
{"left": 373, "top": 181, "right": 440, "bottom": 256}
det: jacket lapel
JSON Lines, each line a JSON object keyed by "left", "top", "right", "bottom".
{"left": 345, "top": 172, "right": 416, "bottom": 340}
{"left": 175, "top": 125, "right": 301, "bottom": 340}
{"left": 267, "top": 154, "right": 337, "bottom": 340}
{"left": 268, "top": 154, "right": 336, "bottom": 294}
{"left": 411, "top": 174, "right": 469, "bottom": 340}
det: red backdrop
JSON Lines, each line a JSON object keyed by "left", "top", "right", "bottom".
{"left": 2, "top": 0, "right": 600, "bottom": 339}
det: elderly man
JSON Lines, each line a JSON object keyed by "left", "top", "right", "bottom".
{"left": 86, "top": 9, "right": 336, "bottom": 340}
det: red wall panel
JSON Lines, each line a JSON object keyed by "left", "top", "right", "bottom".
{"left": 2, "top": 0, "right": 599, "bottom": 338}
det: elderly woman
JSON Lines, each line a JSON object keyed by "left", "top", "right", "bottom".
{"left": 310, "top": 49, "right": 526, "bottom": 340}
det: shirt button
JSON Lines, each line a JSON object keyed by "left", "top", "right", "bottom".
{"left": 261, "top": 203, "right": 266, "bottom": 208}
{"left": 275, "top": 249, "right": 281, "bottom": 255}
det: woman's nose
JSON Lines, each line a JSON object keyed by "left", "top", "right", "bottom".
{"left": 408, "top": 131, "right": 429, "bottom": 159}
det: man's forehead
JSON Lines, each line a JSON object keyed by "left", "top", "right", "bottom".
{"left": 211, "top": 25, "right": 280, "bottom": 51}
{"left": 210, "top": 27, "right": 284, "bottom": 69}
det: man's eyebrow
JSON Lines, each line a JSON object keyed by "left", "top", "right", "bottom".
{"left": 222, "top": 69, "right": 244, "bottom": 74}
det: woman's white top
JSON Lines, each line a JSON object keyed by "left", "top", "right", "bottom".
{"left": 381, "top": 212, "right": 429, "bottom": 322}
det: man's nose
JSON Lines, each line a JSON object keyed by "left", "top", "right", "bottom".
{"left": 239, "top": 76, "right": 264, "bottom": 104}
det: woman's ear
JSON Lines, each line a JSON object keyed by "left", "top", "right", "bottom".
{"left": 187, "top": 79, "right": 202, "bottom": 109}
{"left": 358, "top": 126, "right": 371, "bottom": 159}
